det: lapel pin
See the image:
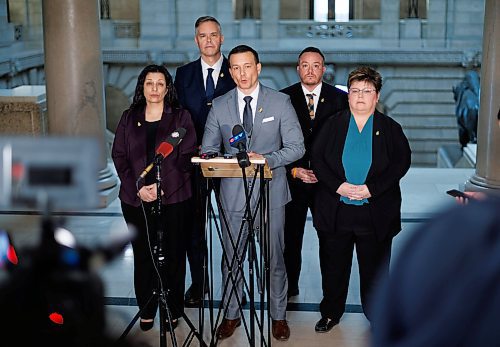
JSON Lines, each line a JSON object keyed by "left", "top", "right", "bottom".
{"left": 320, "top": 98, "right": 324, "bottom": 103}
{"left": 376, "top": 130, "right": 380, "bottom": 135}
{"left": 258, "top": 107, "right": 263, "bottom": 113}
{"left": 137, "top": 122, "right": 141, "bottom": 127}
{"left": 220, "top": 72, "right": 224, "bottom": 78}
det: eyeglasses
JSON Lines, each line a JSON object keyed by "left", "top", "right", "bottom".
{"left": 349, "top": 88, "right": 376, "bottom": 96}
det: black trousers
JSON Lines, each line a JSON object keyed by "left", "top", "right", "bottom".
{"left": 317, "top": 202, "right": 392, "bottom": 322}
{"left": 185, "top": 169, "right": 213, "bottom": 291}
{"left": 283, "top": 182, "right": 314, "bottom": 292}
{"left": 121, "top": 199, "right": 189, "bottom": 320}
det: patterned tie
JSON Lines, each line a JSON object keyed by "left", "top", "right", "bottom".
{"left": 306, "top": 93, "right": 315, "bottom": 120}
{"left": 243, "top": 96, "right": 253, "bottom": 135}
{"left": 206, "top": 68, "right": 215, "bottom": 102}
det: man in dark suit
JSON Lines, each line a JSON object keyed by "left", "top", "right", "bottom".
{"left": 174, "top": 16, "right": 236, "bottom": 307}
{"left": 280, "top": 47, "right": 348, "bottom": 299}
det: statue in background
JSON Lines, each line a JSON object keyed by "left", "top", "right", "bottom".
{"left": 452, "top": 71, "right": 480, "bottom": 147}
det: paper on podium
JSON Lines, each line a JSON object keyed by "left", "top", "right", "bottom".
{"left": 192, "top": 156, "right": 272, "bottom": 179}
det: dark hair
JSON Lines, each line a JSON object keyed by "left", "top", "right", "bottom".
{"left": 195, "top": 16, "right": 221, "bottom": 31}
{"left": 347, "top": 66, "right": 383, "bottom": 93}
{"left": 130, "top": 64, "right": 178, "bottom": 109}
{"left": 298, "top": 46, "right": 325, "bottom": 65}
{"left": 228, "top": 45, "right": 259, "bottom": 65}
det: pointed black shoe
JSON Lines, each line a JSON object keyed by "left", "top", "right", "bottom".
{"left": 165, "top": 319, "right": 178, "bottom": 332}
{"left": 140, "top": 319, "right": 154, "bottom": 331}
{"left": 314, "top": 317, "right": 338, "bottom": 333}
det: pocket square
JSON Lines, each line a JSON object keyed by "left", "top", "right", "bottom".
{"left": 262, "top": 116, "right": 275, "bottom": 123}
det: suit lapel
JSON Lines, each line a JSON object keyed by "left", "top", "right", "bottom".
{"left": 291, "top": 84, "right": 309, "bottom": 119}
{"left": 195, "top": 58, "right": 205, "bottom": 97}
{"left": 228, "top": 89, "right": 241, "bottom": 129}
{"left": 250, "top": 85, "right": 268, "bottom": 148}
{"left": 214, "top": 58, "right": 231, "bottom": 96}
{"left": 156, "top": 106, "right": 176, "bottom": 145}
{"left": 366, "top": 111, "right": 382, "bottom": 180}
{"left": 315, "top": 86, "right": 330, "bottom": 121}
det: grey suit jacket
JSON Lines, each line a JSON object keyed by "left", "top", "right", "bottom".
{"left": 201, "top": 84, "right": 305, "bottom": 212}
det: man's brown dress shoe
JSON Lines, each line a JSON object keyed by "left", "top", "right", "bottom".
{"left": 272, "top": 320, "right": 290, "bottom": 341}
{"left": 216, "top": 318, "right": 241, "bottom": 340}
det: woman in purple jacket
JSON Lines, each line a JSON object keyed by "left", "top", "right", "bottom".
{"left": 112, "top": 64, "right": 196, "bottom": 331}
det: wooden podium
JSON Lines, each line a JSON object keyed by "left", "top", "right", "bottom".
{"left": 191, "top": 156, "right": 272, "bottom": 179}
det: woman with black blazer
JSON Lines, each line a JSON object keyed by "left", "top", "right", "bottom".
{"left": 311, "top": 66, "right": 411, "bottom": 332}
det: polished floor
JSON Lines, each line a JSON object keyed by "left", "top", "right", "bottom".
{"left": 0, "top": 168, "right": 474, "bottom": 346}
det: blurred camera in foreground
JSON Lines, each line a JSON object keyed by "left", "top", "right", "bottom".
{"left": 0, "top": 136, "right": 100, "bottom": 210}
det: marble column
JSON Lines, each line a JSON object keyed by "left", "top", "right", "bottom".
{"left": 42, "top": 0, "right": 118, "bottom": 207}
{"left": 466, "top": 0, "right": 500, "bottom": 193}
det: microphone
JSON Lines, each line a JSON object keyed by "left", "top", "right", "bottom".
{"left": 230, "top": 124, "right": 250, "bottom": 168}
{"left": 137, "top": 127, "right": 186, "bottom": 181}
{"left": 230, "top": 124, "right": 247, "bottom": 152}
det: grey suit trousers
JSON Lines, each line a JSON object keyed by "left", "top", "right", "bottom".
{"left": 221, "top": 204, "right": 287, "bottom": 320}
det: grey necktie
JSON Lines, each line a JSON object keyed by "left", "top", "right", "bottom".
{"left": 243, "top": 96, "right": 253, "bottom": 135}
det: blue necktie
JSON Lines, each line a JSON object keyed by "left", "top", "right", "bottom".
{"left": 243, "top": 96, "right": 253, "bottom": 135}
{"left": 206, "top": 68, "right": 215, "bottom": 102}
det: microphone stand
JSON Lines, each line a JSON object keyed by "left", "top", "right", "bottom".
{"left": 240, "top": 162, "right": 256, "bottom": 346}
{"left": 153, "top": 158, "right": 176, "bottom": 347}
{"left": 118, "top": 156, "right": 207, "bottom": 347}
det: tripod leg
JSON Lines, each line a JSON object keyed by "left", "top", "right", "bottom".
{"left": 117, "top": 292, "right": 156, "bottom": 342}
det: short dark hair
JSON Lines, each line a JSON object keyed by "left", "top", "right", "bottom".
{"left": 131, "top": 64, "right": 178, "bottom": 109}
{"left": 228, "top": 45, "right": 260, "bottom": 65}
{"left": 298, "top": 46, "right": 325, "bottom": 65}
{"left": 195, "top": 16, "right": 221, "bottom": 31}
{"left": 347, "top": 66, "right": 383, "bottom": 93}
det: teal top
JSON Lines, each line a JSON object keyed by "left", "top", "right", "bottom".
{"left": 341, "top": 114, "right": 373, "bottom": 205}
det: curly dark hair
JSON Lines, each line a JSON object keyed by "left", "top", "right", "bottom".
{"left": 130, "top": 64, "right": 179, "bottom": 110}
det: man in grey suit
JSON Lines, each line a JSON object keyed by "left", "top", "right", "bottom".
{"left": 201, "top": 45, "right": 305, "bottom": 341}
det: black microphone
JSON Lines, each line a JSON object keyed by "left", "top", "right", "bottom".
{"left": 230, "top": 124, "right": 250, "bottom": 168}
{"left": 137, "top": 127, "right": 186, "bottom": 181}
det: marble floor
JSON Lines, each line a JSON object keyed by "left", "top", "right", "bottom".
{"left": 0, "top": 168, "right": 475, "bottom": 346}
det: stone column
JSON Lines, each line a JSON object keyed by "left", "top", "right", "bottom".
{"left": 261, "top": 0, "right": 279, "bottom": 40}
{"left": 426, "top": 0, "right": 447, "bottom": 47}
{"left": 42, "top": 0, "right": 118, "bottom": 206}
{"left": 139, "top": 0, "right": 173, "bottom": 48}
{"left": 380, "top": 0, "right": 399, "bottom": 47}
{"left": 466, "top": 0, "right": 500, "bottom": 192}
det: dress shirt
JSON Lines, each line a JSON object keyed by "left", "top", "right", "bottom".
{"left": 301, "top": 83, "right": 323, "bottom": 114}
{"left": 237, "top": 83, "right": 260, "bottom": 123}
{"left": 201, "top": 55, "right": 223, "bottom": 89}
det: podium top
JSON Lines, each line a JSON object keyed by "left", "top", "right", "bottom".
{"left": 191, "top": 156, "right": 272, "bottom": 179}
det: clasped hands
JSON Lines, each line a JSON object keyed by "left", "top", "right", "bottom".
{"left": 337, "top": 182, "right": 371, "bottom": 201}
{"left": 293, "top": 167, "right": 318, "bottom": 184}
{"left": 138, "top": 184, "right": 164, "bottom": 202}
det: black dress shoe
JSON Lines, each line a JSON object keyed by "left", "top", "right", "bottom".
{"left": 139, "top": 319, "right": 154, "bottom": 331}
{"left": 184, "top": 284, "right": 208, "bottom": 308}
{"left": 287, "top": 288, "right": 299, "bottom": 298}
{"left": 314, "top": 317, "right": 338, "bottom": 333}
{"left": 165, "top": 319, "right": 178, "bottom": 332}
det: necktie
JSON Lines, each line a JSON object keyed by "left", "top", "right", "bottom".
{"left": 243, "top": 96, "right": 253, "bottom": 135}
{"left": 306, "top": 93, "right": 315, "bottom": 120}
{"left": 206, "top": 68, "right": 215, "bottom": 102}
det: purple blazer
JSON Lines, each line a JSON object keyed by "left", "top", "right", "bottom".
{"left": 112, "top": 104, "right": 197, "bottom": 207}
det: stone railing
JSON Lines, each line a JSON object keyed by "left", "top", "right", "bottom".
{"left": 113, "top": 21, "right": 140, "bottom": 39}
{"left": 279, "top": 20, "right": 381, "bottom": 39}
